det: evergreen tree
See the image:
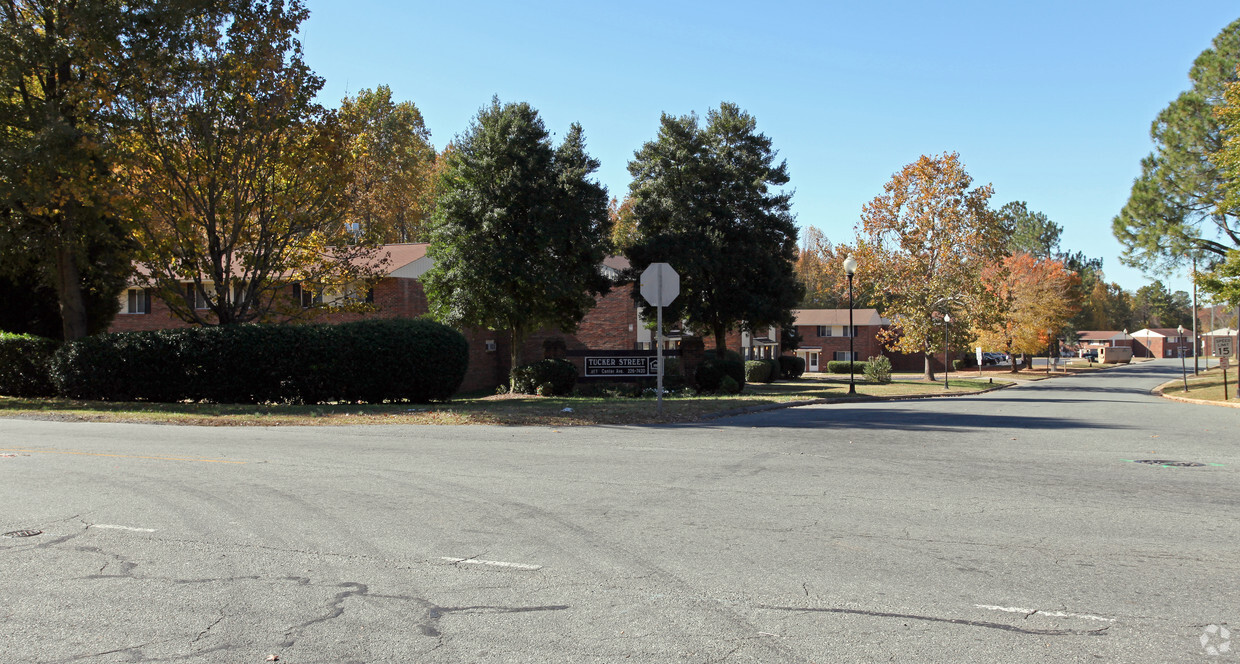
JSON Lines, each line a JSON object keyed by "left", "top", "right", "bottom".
{"left": 625, "top": 102, "right": 802, "bottom": 353}
{"left": 422, "top": 99, "right": 611, "bottom": 382}
{"left": 1113, "top": 18, "right": 1240, "bottom": 272}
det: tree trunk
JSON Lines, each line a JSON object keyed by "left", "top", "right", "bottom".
{"left": 508, "top": 323, "right": 526, "bottom": 392}
{"left": 54, "top": 218, "right": 88, "bottom": 340}
{"left": 923, "top": 339, "right": 936, "bottom": 382}
{"left": 713, "top": 326, "right": 727, "bottom": 358}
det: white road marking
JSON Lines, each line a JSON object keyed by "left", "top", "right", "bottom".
{"left": 975, "top": 604, "right": 1115, "bottom": 623}
{"left": 440, "top": 557, "right": 542, "bottom": 571}
{"left": 92, "top": 524, "right": 157, "bottom": 533}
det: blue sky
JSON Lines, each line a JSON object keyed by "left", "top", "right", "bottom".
{"left": 302, "top": 1, "right": 1239, "bottom": 297}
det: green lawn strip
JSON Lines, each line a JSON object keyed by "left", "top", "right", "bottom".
{"left": 0, "top": 377, "right": 1005, "bottom": 427}
{"left": 1159, "top": 369, "right": 1240, "bottom": 404}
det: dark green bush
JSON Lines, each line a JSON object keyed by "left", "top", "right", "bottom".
{"left": 744, "top": 359, "right": 772, "bottom": 383}
{"left": 0, "top": 332, "right": 61, "bottom": 397}
{"left": 719, "top": 375, "right": 741, "bottom": 394}
{"left": 695, "top": 358, "right": 746, "bottom": 393}
{"left": 50, "top": 318, "right": 467, "bottom": 403}
{"left": 953, "top": 359, "right": 966, "bottom": 371}
{"left": 511, "top": 358, "right": 577, "bottom": 396}
{"left": 778, "top": 355, "right": 805, "bottom": 378}
{"left": 765, "top": 358, "right": 781, "bottom": 381}
{"left": 704, "top": 349, "right": 744, "bottom": 362}
{"left": 826, "top": 360, "right": 869, "bottom": 374}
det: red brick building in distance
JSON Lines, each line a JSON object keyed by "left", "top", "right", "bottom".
{"left": 1129, "top": 328, "right": 1196, "bottom": 359}
{"left": 110, "top": 244, "right": 762, "bottom": 393}
{"left": 1076, "top": 331, "right": 1134, "bottom": 355}
{"left": 788, "top": 309, "right": 889, "bottom": 372}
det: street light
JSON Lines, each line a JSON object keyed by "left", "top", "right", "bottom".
{"left": 943, "top": 313, "right": 952, "bottom": 390}
{"left": 1178, "top": 324, "right": 1189, "bottom": 392}
{"left": 843, "top": 255, "right": 858, "bottom": 395}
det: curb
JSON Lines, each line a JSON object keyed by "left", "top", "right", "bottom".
{"left": 697, "top": 380, "right": 1016, "bottom": 421}
{"left": 1152, "top": 380, "right": 1240, "bottom": 409}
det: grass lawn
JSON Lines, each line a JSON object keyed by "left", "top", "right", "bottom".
{"left": 1162, "top": 368, "right": 1240, "bottom": 404}
{"left": 0, "top": 375, "right": 1005, "bottom": 427}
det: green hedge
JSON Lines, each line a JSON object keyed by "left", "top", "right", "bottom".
{"left": 778, "top": 355, "right": 805, "bottom": 378}
{"left": 50, "top": 318, "right": 468, "bottom": 403}
{"left": 0, "top": 332, "right": 61, "bottom": 397}
{"left": 695, "top": 358, "right": 746, "bottom": 393}
{"left": 511, "top": 358, "right": 578, "bottom": 396}
{"left": 826, "top": 360, "right": 869, "bottom": 374}
{"left": 744, "top": 359, "right": 775, "bottom": 383}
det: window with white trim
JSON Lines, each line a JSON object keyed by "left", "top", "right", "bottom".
{"left": 184, "top": 284, "right": 214, "bottom": 310}
{"left": 119, "top": 288, "right": 151, "bottom": 314}
{"left": 833, "top": 351, "right": 858, "bottom": 361}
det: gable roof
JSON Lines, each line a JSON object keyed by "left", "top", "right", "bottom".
{"left": 1131, "top": 328, "right": 1194, "bottom": 338}
{"left": 1077, "top": 330, "right": 1127, "bottom": 341}
{"left": 792, "top": 309, "right": 887, "bottom": 326}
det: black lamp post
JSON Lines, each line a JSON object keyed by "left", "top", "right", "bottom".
{"left": 943, "top": 313, "right": 951, "bottom": 390}
{"left": 843, "top": 256, "right": 858, "bottom": 395}
{"left": 1179, "top": 324, "right": 1189, "bottom": 392}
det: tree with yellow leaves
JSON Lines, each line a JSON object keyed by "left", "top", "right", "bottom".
{"left": 122, "top": 0, "right": 385, "bottom": 326}
{"left": 854, "top": 153, "right": 1007, "bottom": 380}
{"left": 976, "top": 252, "right": 1081, "bottom": 372}
{"left": 339, "top": 85, "right": 437, "bottom": 244}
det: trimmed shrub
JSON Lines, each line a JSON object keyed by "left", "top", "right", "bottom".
{"left": 705, "top": 349, "right": 744, "bottom": 362}
{"left": 744, "top": 360, "right": 772, "bottom": 383}
{"left": 661, "top": 356, "right": 681, "bottom": 377}
{"left": 511, "top": 358, "right": 577, "bottom": 396}
{"left": 0, "top": 332, "right": 61, "bottom": 397}
{"left": 863, "top": 355, "right": 892, "bottom": 384}
{"left": 719, "top": 374, "right": 741, "bottom": 394}
{"left": 695, "top": 358, "right": 746, "bottom": 393}
{"left": 778, "top": 355, "right": 805, "bottom": 378}
{"left": 50, "top": 318, "right": 468, "bottom": 403}
{"left": 826, "top": 360, "right": 869, "bottom": 374}
{"left": 952, "top": 358, "right": 966, "bottom": 372}
{"left": 766, "top": 358, "right": 781, "bottom": 381}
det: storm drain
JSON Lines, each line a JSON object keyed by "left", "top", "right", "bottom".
{"left": 1132, "top": 459, "right": 1207, "bottom": 468}
{"left": 2, "top": 529, "right": 42, "bottom": 538}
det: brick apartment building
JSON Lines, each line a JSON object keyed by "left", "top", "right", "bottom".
{"left": 788, "top": 309, "right": 889, "bottom": 372}
{"left": 1130, "top": 328, "right": 1196, "bottom": 359}
{"left": 110, "top": 244, "right": 762, "bottom": 393}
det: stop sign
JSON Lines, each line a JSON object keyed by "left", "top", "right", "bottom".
{"left": 640, "top": 263, "right": 679, "bottom": 307}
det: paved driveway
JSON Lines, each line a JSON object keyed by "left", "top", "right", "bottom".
{"left": 1, "top": 359, "right": 1236, "bottom": 662}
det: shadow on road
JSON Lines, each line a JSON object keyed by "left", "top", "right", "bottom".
{"left": 682, "top": 406, "right": 1135, "bottom": 433}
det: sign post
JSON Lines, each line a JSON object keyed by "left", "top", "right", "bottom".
{"left": 640, "top": 263, "right": 679, "bottom": 417}
{"left": 1216, "top": 337, "right": 1233, "bottom": 401}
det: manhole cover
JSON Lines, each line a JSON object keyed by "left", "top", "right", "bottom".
{"left": 1133, "top": 459, "right": 1206, "bottom": 467}
{"left": 2, "top": 529, "right": 42, "bottom": 538}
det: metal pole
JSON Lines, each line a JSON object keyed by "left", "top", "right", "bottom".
{"left": 1181, "top": 340, "right": 1188, "bottom": 393}
{"left": 848, "top": 273, "right": 856, "bottom": 395}
{"left": 943, "top": 316, "right": 950, "bottom": 390}
{"left": 1192, "top": 254, "right": 1199, "bottom": 375}
{"left": 657, "top": 275, "right": 664, "bottom": 418}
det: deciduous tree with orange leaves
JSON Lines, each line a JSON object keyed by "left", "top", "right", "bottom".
{"left": 854, "top": 153, "right": 1006, "bottom": 380}
{"left": 976, "top": 252, "right": 1081, "bottom": 372}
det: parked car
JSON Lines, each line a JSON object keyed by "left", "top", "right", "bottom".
{"left": 981, "top": 352, "right": 1006, "bottom": 366}
{"left": 1080, "top": 349, "right": 1098, "bottom": 361}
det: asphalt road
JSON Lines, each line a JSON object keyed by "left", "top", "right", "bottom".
{"left": 1, "top": 359, "right": 1237, "bottom": 663}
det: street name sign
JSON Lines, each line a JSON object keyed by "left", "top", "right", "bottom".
{"left": 584, "top": 356, "right": 660, "bottom": 377}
